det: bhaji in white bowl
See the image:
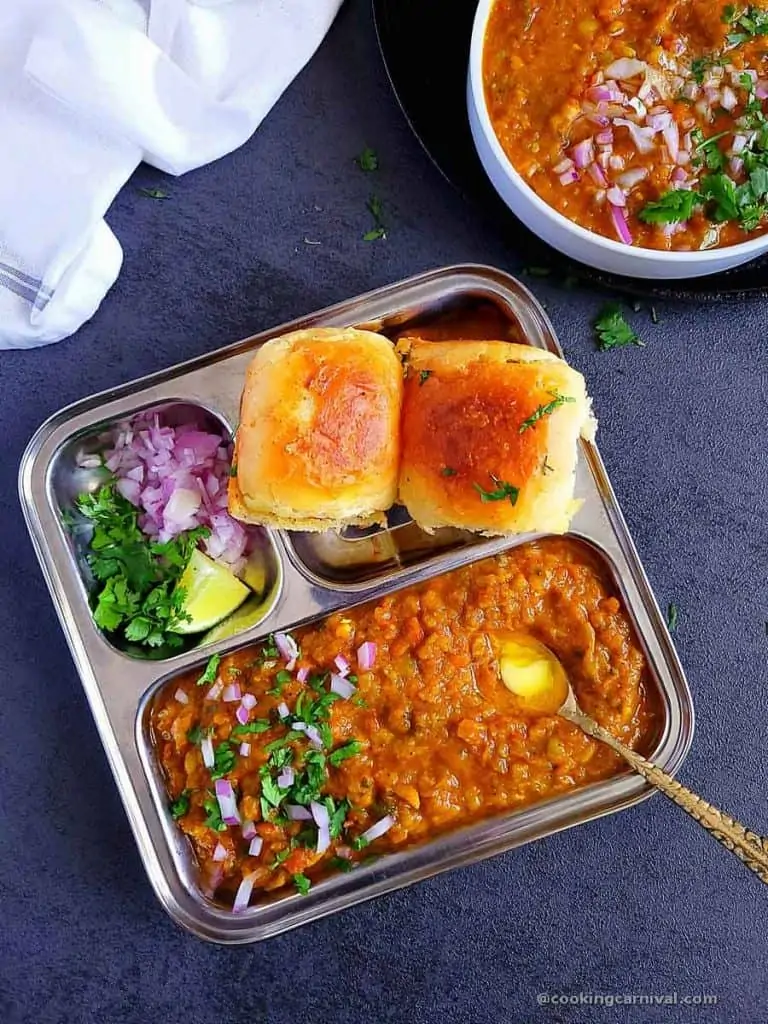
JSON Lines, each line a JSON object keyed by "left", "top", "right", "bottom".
{"left": 468, "top": 0, "right": 768, "bottom": 278}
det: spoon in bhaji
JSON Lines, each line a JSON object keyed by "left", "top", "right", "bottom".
{"left": 492, "top": 632, "right": 768, "bottom": 886}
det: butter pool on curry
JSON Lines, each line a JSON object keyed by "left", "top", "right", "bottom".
{"left": 484, "top": 0, "right": 768, "bottom": 250}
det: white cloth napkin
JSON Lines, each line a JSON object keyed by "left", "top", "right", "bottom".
{"left": 0, "top": 0, "right": 342, "bottom": 350}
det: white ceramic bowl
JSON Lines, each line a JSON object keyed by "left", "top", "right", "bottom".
{"left": 468, "top": 0, "right": 768, "bottom": 279}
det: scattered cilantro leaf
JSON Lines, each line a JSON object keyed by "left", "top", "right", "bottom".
{"left": 293, "top": 873, "right": 312, "bottom": 895}
{"left": 473, "top": 475, "right": 519, "bottom": 505}
{"left": 667, "top": 603, "right": 679, "bottom": 633}
{"left": 356, "top": 146, "right": 379, "bottom": 172}
{"left": 210, "top": 741, "right": 236, "bottom": 781}
{"left": 330, "top": 855, "right": 354, "bottom": 873}
{"left": 440, "top": 466, "right": 457, "bottom": 477}
{"left": 363, "top": 194, "right": 387, "bottom": 241}
{"left": 351, "top": 835, "right": 370, "bottom": 851}
{"left": 328, "top": 740, "right": 363, "bottom": 768}
{"left": 639, "top": 188, "right": 701, "bottom": 225}
{"left": 518, "top": 391, "right": 576, "bottom": 433}
{"left": 231, "top": 719, "right": 272, "bottom": 737}
{"left": 170, "top": 790, "right": 190, "bottom": 820}
{"left": 203, "top": 793, "right": 227, "bottom": 832}
{"left": 419, "top": 369, "right": 433, "bottom": 385}
{"left": 197, "top": 654, "right": 221, "bottom": 687}
{"left": 593, "top": 304, "right": 645, "bottom": 351}
{"left": 138, "top": 187, "right": 170, "bottom": 200}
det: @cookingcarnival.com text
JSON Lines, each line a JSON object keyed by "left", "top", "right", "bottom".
{"left": 537, "top": 992, "right": 718, "bottom": 1008}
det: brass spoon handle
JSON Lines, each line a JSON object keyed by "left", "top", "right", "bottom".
{"left": 561, "top": 705, "right": 768, "bottom": 884}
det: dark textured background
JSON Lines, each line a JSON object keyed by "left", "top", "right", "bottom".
{"left": 2, "top": 2, "right": 767, "bottom": 1022}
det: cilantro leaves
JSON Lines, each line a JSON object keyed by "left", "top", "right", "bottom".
{"left": 473, "top": 475, "right": 519, "bottom": 505}
{"left": 593, "top": 304, "right": 645, "bottom": 351}
{"left": 518, "top": 392, "right": 576, "bottom": 433}
{"left": 76, "top": 483, "right": 208, "bottom": 648}
{"left": 638, "top": 188, "right": 701, "bottom": 225}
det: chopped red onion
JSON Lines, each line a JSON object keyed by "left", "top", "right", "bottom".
{"left": 335, "top": 845, "right": 352, "bottom": 860}
{"left": 605, "top": 57, "right": 646, "bottom": 80}
{"left": 730, "top": 156, "right": 744, "bottom": 177}
{"left": 248, "top": 837, "right": 263, "bottom": 857}
{"left": 201, "top": 735, "right": 215, "bottom": 768}
{"left": 311, "top": 800, "right": 331, "bottom": 854}
{"left": 732, "top": 134, "right": 748, "bottom": 155}
{"left": 76, "top": 452, "right": 104, "bottom": 469}
{"left": 558, "top": 168, "right": 579, "bottom": 186}
{"left": 296, "top": 667, "right": 309, "bottom": 684}
{"left": 595, "top": 129, "right": 614, "bottom": 146}
{"left": 205, "top": 680, "right": 223, "bottom": 701}
{"left": 647, "top": 110, "right": 672, "bottom": 131}
{"left": 553, "top": 156, "right": 575, "bottom": 175}
{"left": 232, "top": 874, "right": 254, "bottom": 913}
{"left": 274, "top": 632, "right": 299, "bottom": 666}
{"left": 571, "top": 138, "right": 594, "bottom": 169}
{"left": 671, "top": 166, "right": 687, "bottom": 183}
{"left": 277, "top": 701, "right": 290, "bottom": 719}
{"left": 286, "top": 804, "right": 313, "bottom": 821}
{"left": 614, "top": 119, "right": 656, "bottom": 154}
{"left": 241, "top": 820, "right": 257, "bottom": 840}
{"left": 293, "top": 722, "right": 323, "bottom": 749}
{"left": 330, "top": 673, "right": 356, "bottom": 699}
{"left": 608, "top": 154, "right": 625, "bottom": 171}
{"left": 277, "top": 767, "right": 295, "bottom": 789}
{"left": 360, "top": 814, "right": 395, "bottom": 844}
{"left": 587, "top": 162, "right": 608, "bottom": 187}
{"left": 215, "top": 779, "right": 240, "bottom": 825}
{"left": 235, "top": 703, "right": 250, "bottom": 726}
{"left": 241, "top": 693, "right": 257, "bottom": 710}
{"left": 212, "top": 842, "right": 227, "bottom": 862}
{"left": 239, "top": 741, "right": 251, "bottom": 757}
{"left": 222, "top": 682, "right": 241, "bottom": 703}
{"left": 756, "top": 82, "right": 768, "bottom": 100}
{"left": 174, "top": 688, "right": 189, "bottom": 705}
{"left": 357, "top": 641, "right": 377, "bottom": 670}
{"left": 662, "top": 120, "right": 680, "bottom": 163}
{"left": 627, "top": 96, "right": 647, "bottom": 118}
{"left": 334, "top": 654, "right": 350, "bottom": 677}
{"left": 606, "top": 185, "right": 627, "bottom": 207}
{"left": 610, "top": 205, "right": 633, "bottom": 245}
{"left": 616, "top": 167, "right": 648, "bottom": 189}
{"left": 721, "top": 86, "right": 738, "bottom": 111}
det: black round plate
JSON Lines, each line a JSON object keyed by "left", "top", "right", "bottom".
{"left": 372, "top": 0, "right": 768, "bottom": 300}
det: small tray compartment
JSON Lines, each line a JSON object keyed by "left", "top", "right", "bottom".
{"left": 47, "top": 399, "right": 282, "bottom": 659}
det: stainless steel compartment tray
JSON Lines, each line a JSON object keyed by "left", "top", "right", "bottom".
{"left": 19, "top": 265, "right": 695, "bottom": 944}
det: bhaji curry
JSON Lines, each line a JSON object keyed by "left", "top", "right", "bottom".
{"left": 152, "top": 538, "right": 659, "bottom": 911}
{"left": 484, "top": 0, "right": 768, "bottom": 249}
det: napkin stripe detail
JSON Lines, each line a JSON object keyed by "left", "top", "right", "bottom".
{"left": 0, "top": 262, "right": 52, "bottom": 311}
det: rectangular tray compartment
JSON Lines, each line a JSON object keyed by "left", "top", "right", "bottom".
{"left": 19, "top": 265, "right": 695, "bottom": 944}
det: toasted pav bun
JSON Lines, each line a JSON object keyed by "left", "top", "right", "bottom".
{"left": 229, "top": 327, "right": 402, "bottom": 531}
{"left": 397, "top": 340, "right": 596, "bottom": 535}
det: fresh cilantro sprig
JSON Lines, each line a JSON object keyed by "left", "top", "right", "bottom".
{"left": 76, "top": 483, "right": 208, "bottom": 648}
{"left": 638, "top": 189, "right": 701, "bottom": 225}
{"left": 363, "top": 194, "right": 387, "bottom": 241}
{"left": 170, "top": 790, "right": 191, "bottom": 820}
{"left": 593, "top": 304, "right": 645, "bottom": 351}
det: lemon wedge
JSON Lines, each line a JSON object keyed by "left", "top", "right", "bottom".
{"left": 201, "top": 593, "right": 274, "bottom": 644}
{"left": 171, "top": 549, "right": 250, "bottom": 634}
{"left": 497, "top": 633, "right": 569, "bottom": 714}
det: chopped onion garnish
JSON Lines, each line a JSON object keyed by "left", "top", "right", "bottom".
{"left": 215, "top": 779, "right": 240, "bottom": 825}
{"left": 248, "top": 837, "right": 263, "bottom": 857}
{"left": 212, "top": 842, "right": 227, "bottom": 862}
{"left": 205, "top": 680, "right": 223, "bottom": 701}
{"left": 286, "top": 804, "right": 313, "bottom": 821}
{"left": 610, "top": 205, "right": 633, "bottom": 245}
{"left": 553, "top": 156, "right": 575, "bottom": 174}
{"left": 721, "top": 86, "right": 737, "bottom": 111}
{"left": 311, "top": 800, "right": 331, "bottom": 854}
{"left": 174, "top": 688, "right": 189, "bottom": 705}
{"left": 274, "top": 632, "right": 299, "bottom": 666}
{"left": 360, "top": 814, "right": 395, "bottom": 844}
{"left": 571, "top": 138, "right": 594, "bottom": 168}
{"left": 232, "top": 874, "right": 254, "bottom": 914}
{"left": 201, "top": 735, "right": 215, "bottom": 768}
{"left": 559, "top": 168, "right": 579, "bottom": 186}
{"left": 616, "top": 168, "right": 648, "bottom": 190}
{"left": 239, "top": 742, "right": 251, "bottom": 757}
{"left": 293, "top": 722, "right": 323, "bottom": 749}
{"left": 330, "top": 673, "right": 356, "bottom": 699}
{"left": 277, "top": 701, "right": 290, "bottom": 720}
{"left": 587, "top": 162, "right": 608, "bottom": 187}
{"left": 334, "top": 654, "right": 350, "bottom": 677}
{"left": 277, "top": 767, "right": 295, "bottom": 790}
{"left": 605, "top": 57, "right": 647, "bottom": 80}
{"left": 296, "top": 667, "right": 309, "bottom": 684}
{"left": 241, "top": 820, "right": 257, "bottom": 840}
{"left": 614, "top": 119, "right": 656, "bottom": 154}
{"left": 662, "top": 120, "right": 680, "bottom": 162}
{"left": 241, "top": 693, "right": 257, "bottom": 710}
{"left": 606, "top": 186, "right": 626, "bottom": 207}
{"left": 222, "top": 682, "right": 241, "bottom": 703}
{"left": 235, "top": 704, "right": 250, "bottom": 726}
{"left": 357, "top": 641, "right": 377, "bottom": 670}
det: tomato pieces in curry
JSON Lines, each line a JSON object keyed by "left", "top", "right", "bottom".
{"left": 152, "top": 538, "right": 659, "bottom": 910}
{"left": 484, "top": 0, "right": 768, "bottom": 250}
